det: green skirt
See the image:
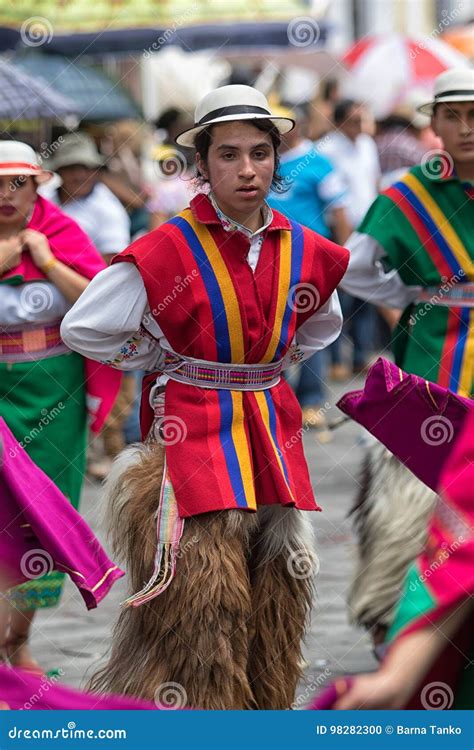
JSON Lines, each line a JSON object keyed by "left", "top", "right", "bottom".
{"left": 0, "top": 351, "right": 87, "bottom": 610}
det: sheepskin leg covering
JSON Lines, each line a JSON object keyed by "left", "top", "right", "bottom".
{"left": 91, "top": 444, "right": 317, "bottom": 708}
{"left": 247, "top": 506, "right": 316, "bottom": 709}
{"left": 348, "top": 441, "right": 437, "bottom": 635}
{"left": 90, "top": 507, "right": 258, "bottom": 709}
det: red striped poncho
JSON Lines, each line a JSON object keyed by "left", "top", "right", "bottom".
{"left": 113, "top": 194, "right": 349, "bottom": 518}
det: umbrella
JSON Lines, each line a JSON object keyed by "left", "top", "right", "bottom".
{"left": 341, "top": 33, "right": 469, "bottom": 119}
{"left": 0, "top": 57, "right": 77, "bottom": 120}
{"left": 13, "top": 53, "right": 141, "bottom": 122}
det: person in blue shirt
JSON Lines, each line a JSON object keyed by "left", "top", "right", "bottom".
{"left": 268, "top": 105, "right": 351, "bottom": 428}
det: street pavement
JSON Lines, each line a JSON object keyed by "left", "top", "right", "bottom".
{"left": 31, "top": 373, "right": 378, "bottom": 705}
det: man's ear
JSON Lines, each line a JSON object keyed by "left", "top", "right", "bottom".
{"left": 196, "top": 153, "right": 208, "bottom": 180}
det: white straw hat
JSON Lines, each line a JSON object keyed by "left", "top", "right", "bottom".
{"left": 0, "top": 141, "right": 52, "bottom": 183}
{"left": 48, "top": 132, "right": 105, "bottom": 171}
{"left": 417, "top": 68, "right": 474, "bottom": 116}
{"left": 175, "top": 85, "right": 295, "bottom": 148}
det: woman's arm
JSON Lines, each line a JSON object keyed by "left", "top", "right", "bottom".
{"left": 335, "top": 599, "right": 472, "bottom": 710}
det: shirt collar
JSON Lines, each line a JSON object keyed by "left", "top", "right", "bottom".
{"left": 208, "top": 191, "right": 273, "bottom": 238}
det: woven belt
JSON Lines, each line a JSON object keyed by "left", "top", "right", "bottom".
{"left": 162, "top": 349, "right": 283, "bottom": 390}
{"left": 416, "top": 283, "right": 474, "bottom": 308}
{"left": 0, "top": 322, "right": 68, "bottom": 363}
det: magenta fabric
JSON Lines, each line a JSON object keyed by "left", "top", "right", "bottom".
{"left": 0, "top": 666, "right": 157, "bottom": 710}
{"left": 2, "top": 195, "right": 105, "bottom": 283}
{"left": 337, "top": 357, "right": 473, "bottom": 492}
{"left": 0, "top": 418, "right": 124, "bottom": 607}
{"left": 0, "top": 195, "right": 121, "bottom": 434}
{"left": 308, "top": 678, "right": 354, "bottom": 710}
{"left": 439, "top": 409, "right": 474, "bottom": 507}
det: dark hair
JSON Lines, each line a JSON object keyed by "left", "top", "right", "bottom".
{"left": 193, "top": 119, "right": 287, "bottom": 193}
{"left": 322, "top": 78, "right": 339, "bottom": 102}
{"left": 333, "top": 98, "right": 359, "bottom": 125}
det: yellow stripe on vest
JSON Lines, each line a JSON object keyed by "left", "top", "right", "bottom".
{"left": 261, "top": 230, "right": 292, "bottom": 362}
{"left": 404, "top": 173, "right": 474, "bottom": 280}
{"left": 183, "top": 213, "right": 246, "bottom": 362}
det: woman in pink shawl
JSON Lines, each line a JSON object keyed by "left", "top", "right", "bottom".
{"left": 312, "top": 362, "right": 473, "bottom": 710}
{"left": 335, "top": 409, "right": 473, "bottom": 709}
{"left": 0, "top": 140, "right": 119, "bottom": 673}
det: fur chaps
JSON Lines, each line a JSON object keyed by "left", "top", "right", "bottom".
{"left": 89, "top": 443, "right": 317, "bottom": 709}
{"left": 348, "top": 440, "right": 437, "bottom": 640}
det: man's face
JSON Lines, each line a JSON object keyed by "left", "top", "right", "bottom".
{"left": 340, "top": 105, "right": 363, "bottom": 141}
{"left": 431, "top": 102, "right": 474, "bottom": 164}
{"left": 58, "top": 164, "right": 99, "bottom": 199}
{"left": 196, "top": 121, "right": 275, "bottom": 218}
{"left": 0, "top": 175, "right": 36, "bottom": 226}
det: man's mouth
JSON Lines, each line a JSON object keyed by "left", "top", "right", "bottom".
{"left": 237, "top": 185, "right": 258, "bottom": 194}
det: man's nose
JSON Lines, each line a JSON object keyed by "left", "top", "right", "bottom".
{"left": 239, "top": 156, "right": 256, "bottom": 177}
{"left": 459, "top": 118, "right": 473, "bottom": 135}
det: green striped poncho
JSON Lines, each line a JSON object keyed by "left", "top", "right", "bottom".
{"left": 358, "top": 163, "right": 474, "bottom": 397}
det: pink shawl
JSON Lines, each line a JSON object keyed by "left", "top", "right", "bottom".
{"left": 1, "top": 195, "right": 121, "bottom": 433}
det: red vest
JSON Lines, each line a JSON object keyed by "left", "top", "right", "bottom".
{"left": 113, "top": 194, "right": 348, "bottom": 517}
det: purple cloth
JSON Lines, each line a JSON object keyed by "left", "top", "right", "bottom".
{"left": 0, "top": 666, "right": 156, "bottom": 710}
{"left": 0, "top": 418, "right": 124, "bottom": 608}
{"left": 337, "top": 358, "right": 473, "bottom": 492}
{"left": 309, "top": 678, "right": 354, "bottom": 710}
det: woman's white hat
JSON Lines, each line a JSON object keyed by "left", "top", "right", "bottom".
{"left": 175, "top": 85, "right": 295, "bottom": 148}
{"left": 0, "top": 141, "right": 52, "bottom": 183}
{"left": 417, "top": 68, "right": 474, "bottom": 116}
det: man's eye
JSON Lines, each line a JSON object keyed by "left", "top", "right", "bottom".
{"left": 222, "top": 153, "right": 235, "bottom": 159}
{"left": 254, "top": 151, "right": 267, "bottom": 159}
